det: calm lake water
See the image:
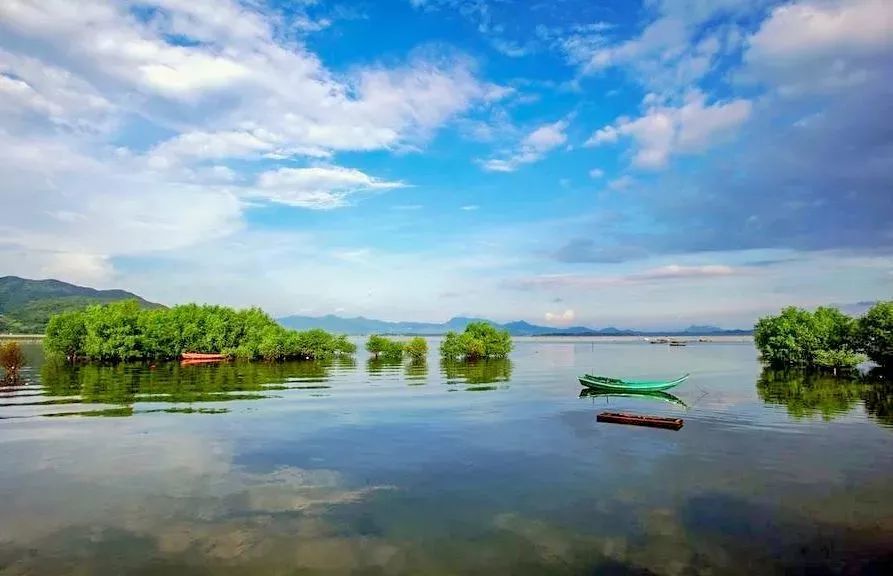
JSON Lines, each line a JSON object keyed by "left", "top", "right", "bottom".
{"left": 1, "top": 338, "right": 892, "bottom": 575}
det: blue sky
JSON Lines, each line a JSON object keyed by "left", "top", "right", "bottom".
{"left": 0, "top": 0, "right": 890, "bottom": 329}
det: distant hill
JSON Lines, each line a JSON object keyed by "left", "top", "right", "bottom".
{"left": 0, "top": 276, "right": 161, "bottom": 333}
{"left": 277, "top": 314, "right": 751, "bottom": 337}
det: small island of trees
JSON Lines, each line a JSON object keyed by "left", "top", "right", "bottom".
{"left": 440, "top": 322, "right": 513, "bottom": 361}
{"left": 44, "top": 300, "right": 356, "bottom": 362}
{"left": 365, "top": 335, "right": 428, "bottom": 362}
{"left": 754, "top": 301, "right": 892, "bottom": 372}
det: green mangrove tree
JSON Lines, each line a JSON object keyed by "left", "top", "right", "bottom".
{"left": 440, "top": 322, "right": 512, "bottom": 361}
{"left": 44, "top": 300, "right": 356, "bottom": 362}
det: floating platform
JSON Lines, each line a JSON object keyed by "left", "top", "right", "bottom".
{"left": 596, "top": 411, "right": 684, "bottom": 430}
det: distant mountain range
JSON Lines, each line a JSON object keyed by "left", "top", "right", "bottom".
{"left": 0, "top": 275, "right": 752, "bottom": 336}
{"left": 277, "top": 314, "right": 752, "bottom": 337}
{"left": 0, "top": 276, "right": 160, "bottom": 333}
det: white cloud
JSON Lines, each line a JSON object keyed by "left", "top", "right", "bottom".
{"left": 148, "top": 130, "right": 330, "bottom": 166}
{"left": 39, "top": 252, "right": 115, "bottom": 285}
{"left": 588, "top": 168, "right": 604, "bottom": 179}
{"left": 512, "top": 264, "right": 739, "bottom": 290}
{"left": 740, "top": 0, "right": 893, "bottom": 95}
{"left": 0, "top": 49, "right": 113, "bottom": 131}
{"left": 607, "top": 175, "right": 636, "bottom": 191}
{"left": 0, "top": 125, "right": 243, "bottom": 288}
{"left": 524, "top": 121, "right": 568, "bottom": 149}
{"left": 480, "top": 119, "right": 568, "bottom": 172}
{"left": 0, "top": 0, "right": 503, "bottom": 286}
{"left": 460, "top": 204, "right": 479, "bottom": 211}
{"left": 563, "top": 0, "right": 759, "bottom": 95}
{"left": 587, "top": 91, "right": 751, "bottom": 168}
{"left": 491, "top": 38, "right": 530, "bottom": 58}
{"left": 747, "top": 0, "right": 891, "bottom": 59}
{"left": 0, "top": 0, "right": 503, "bottom": 163}
{"left": 544, "top": 309, "right": 575, "bottom": 325}
{"left": 252, "top": 166, "right": 406, "bottom": 209}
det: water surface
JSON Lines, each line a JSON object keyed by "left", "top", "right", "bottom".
{"left": 1, "top": 338, "right": 891, "bottom": 574}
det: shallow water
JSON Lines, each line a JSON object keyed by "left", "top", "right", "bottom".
{"left": 1, "top": 338, "right": 891, "bottom": 575}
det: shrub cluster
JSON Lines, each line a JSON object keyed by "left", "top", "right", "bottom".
{"left": 44, "top": 300, "right": 356, "bottom": 362}
{"left": 440, "top": 322, "right": 512, "bottom": 361}
{"left": 404, "top": 337, "right": 428, "bottom": 362}
{"left": 365, "top": 335, "right": 429, "bottom": 362}
{"left": 857, "top": 301, "right": 893, "bottom": 369}
{"left": 754, "top": 301, "right": 892, "bottom": 370}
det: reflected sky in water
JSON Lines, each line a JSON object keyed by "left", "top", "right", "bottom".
{"left": 1, "top": 338, "right": 892, "bottom": 574}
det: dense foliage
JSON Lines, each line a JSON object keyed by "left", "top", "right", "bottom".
{"left": 404, "top": 337, "right": 428, "bottom": 362}
{"left": 365, "top": 335, "right": 429, "bottom": 362}
{"left": 0, "top": 341, "right": 25, "bottom": 379}
{"left": 440, "top": 322, "right": 512, "bottom": 361}
{"left": 857, "top": 301, "right": 893, "bottom": 369}
{"left": 0, "top": 275, "right": 159, "bottom": 333}
{"left": 754, "top": 306, "right": 862, "bottom": 370}
{"left": 44, "top": 300, "right": 355, "bottom": 362}
{"left": 754, "top": 302, "right": 892, "bottom": 371}
{"left": 365, "top": 335, "right": 405, "bottom": 361}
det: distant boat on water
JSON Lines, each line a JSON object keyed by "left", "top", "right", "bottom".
{"left": 181, "top": 352, "right": 225, "bottom": 362}
{"left": 647, "top": 338, "right": 687, "bottom": 346}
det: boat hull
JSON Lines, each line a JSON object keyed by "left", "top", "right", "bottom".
{"left": 578, "top": 373, "right": 689, "bottom": 392}
{"left": 181, "top": 352, "right": 226, "bottom": 361}
{"left": 596, "top": 411, "right": 684, "bottom": 430}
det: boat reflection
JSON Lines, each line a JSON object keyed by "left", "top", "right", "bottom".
{"left": 579, "top": 387, "right": 688, "bottom": 408}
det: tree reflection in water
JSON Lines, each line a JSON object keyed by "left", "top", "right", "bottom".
{"left": 34, "top": 358, "right": 340, "bottom": 415}
{"left": 366, "top": 357, "right": 403, "bottom": 376}
{"left": 757, "top": 369, "right": 893, "bottom": 427}
{"left": 441, "top": 359, "right": 512, "bottom": 391}
{"left": 404, "top": 359, "right": 428, "bottom": 384}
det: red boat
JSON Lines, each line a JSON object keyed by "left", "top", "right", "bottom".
{"left": 181, "top": 352, "right": 225, "bottom": 361}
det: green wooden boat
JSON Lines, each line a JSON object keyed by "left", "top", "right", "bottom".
{"left": 578, "top": 373, "right": 689, "bottom": 392}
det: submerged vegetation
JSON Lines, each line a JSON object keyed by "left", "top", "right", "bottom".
{"left": 0, "top": 341, "right": 25, "bottom": 381}
{"left": 754, "top": 302, "right": 892, "bottom": 371}
{"left": 440, "top": 322, "right": 512, "bottom": 361}
{"left": 44, "top": 300, "right": 355, "bottom": 363}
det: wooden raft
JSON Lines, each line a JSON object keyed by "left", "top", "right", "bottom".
{"left": 596, "top": 411, "right": 684, "bottom": 430}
